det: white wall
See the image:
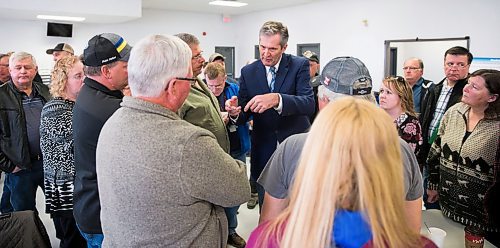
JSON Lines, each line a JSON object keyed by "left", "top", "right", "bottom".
{"left": 0, "top": 9, "right": 236, "bottom": 74}
{"left": 392, "top": 40, "right": 469, "bottom": 84}
{"left": 233, "top": 0, "right": 500, "bottom": 88}
{"left": 1, "top": 0, "right": 499, "bottom": 89}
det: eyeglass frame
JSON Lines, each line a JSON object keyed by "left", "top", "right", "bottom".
{"left": 192, "top": 51, "right": 204, "bottom": 61}
{"left": 402, "top": 66, "right": 421, "bottom": 71}
{"left": 384, "top": 76, "right": 406, "bottom": 83}
{"left": 175, "top": 77, "right": 197, "bottom": 86}
{"left": 445, "top": 62, "right": 469, "bottom": 69}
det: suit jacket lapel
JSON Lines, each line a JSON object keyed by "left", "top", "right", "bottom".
{"left": 273, "top": 54, "right": 289, "bottom": 93}
{"left": 255, "top": 61, "right": 269, "bottom": 93}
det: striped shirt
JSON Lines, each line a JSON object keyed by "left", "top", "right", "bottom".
{"left": 428, "top": 81, "right": 453, "bottom": 138}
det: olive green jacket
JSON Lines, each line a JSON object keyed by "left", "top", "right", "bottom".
{"left": 178, "top": 78, "right": 230, "bottom": 153}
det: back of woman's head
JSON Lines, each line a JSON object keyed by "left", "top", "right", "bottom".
{"left": 383, "top": 76, "right": 416, "bottom": 117}
{"left": 259, "top": 97, "right": 421, "bottom": 248}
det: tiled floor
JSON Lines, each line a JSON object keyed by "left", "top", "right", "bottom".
{"left": 1, "top": 158, "right": 260, "bottom": 248}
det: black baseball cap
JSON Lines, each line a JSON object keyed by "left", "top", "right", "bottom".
{"left": 83, "top": 33, "right": 132, "bottom": 66}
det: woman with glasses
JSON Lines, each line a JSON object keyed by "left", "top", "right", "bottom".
{"left": 379, "top": 76, "right": 423, "bottom": 153}
{"left": 426, "top": 69, "right": 500, "bottom": 246}
{"left": 247, "top": 98, "right": 436, "bottom": 248}
{"left": 40, "top": 56, "right": 86, "bottom": 247}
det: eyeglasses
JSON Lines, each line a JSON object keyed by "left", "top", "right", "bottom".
{"left": 402, "top": 66, "right": 421, "bottom": 71}
{"left": 384, "top": 76, "right": 406, "bottom": 84}
{"left": 192, "top": 52, "right": 204, "bottom": 61}
{"left": 207, "top": 84, "right": 224, "bottom": 89}
{"left": 176, "top": 77, "right": 197, "bottom": 86}
{"left": 445, "top": 62, "right": 468, "bottom": 69}
{"left": 385, "top": 76, "right": 406, "bottom": 83}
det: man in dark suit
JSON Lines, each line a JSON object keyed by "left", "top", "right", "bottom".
{"left": 227, "top": 21, "right": 314, "bottom": 208}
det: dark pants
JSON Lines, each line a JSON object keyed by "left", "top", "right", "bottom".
{"left": 486, "top": 231, "right": 500, "bottom": 247}
{"left": 53, "top": 213, "right": 87, "bottom": 248}
{"left": 2, "top": 161, "right": 44, "bottom": 212}
{"left": 249, "top": 177, "right": 257, "bottom": 194}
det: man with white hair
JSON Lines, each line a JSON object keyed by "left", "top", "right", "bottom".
{"left": 258, "top": 57, "right": 424, "bottom": 233}
{"left": 0, "top": 52, "right": 51, "bottom": 212}
{"left": 96, "top": 34, "right": 250, "bottom": 247}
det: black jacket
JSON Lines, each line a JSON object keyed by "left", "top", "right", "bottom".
{"left": 417, "top": 78, "right": 433, "bottom": 114}
{"left": 417, "top": 77, "right": 467, "bottom": 165}
{"left": 0, "top": 81, "right": 50, "bottom": 172}
{"left": 72, "top": 77, "right": 123, "bottom": 234}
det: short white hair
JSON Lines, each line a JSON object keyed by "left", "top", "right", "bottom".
{"left": 128, "top": 34, "right": 192, "bottom": 98}
{"left": 317, "top": 85, "right": 376, "bottom": 104}
{"left": 9, "top": 51, "right": 37, "bottom": 68}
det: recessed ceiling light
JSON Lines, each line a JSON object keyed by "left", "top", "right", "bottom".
{"left": 209, "top": 0, "right": 248, "bottom": 7}
{"left": 37, "top": 15, "right": 86, "bottom": 22}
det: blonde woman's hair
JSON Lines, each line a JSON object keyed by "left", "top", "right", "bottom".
{"left": 50, "top": 55, "right": 81, "bottom": 98}
{"left": 382, "top": 76, "right": 417, "bottom": 117}
{"left": 255, "top": 97, "right": 422, "bottom": 248}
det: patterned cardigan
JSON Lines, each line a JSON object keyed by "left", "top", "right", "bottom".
{"left": 39, "top": 98, "right": 76, "bottom": 215}
{"left": 427, "top": 102, "right": 500, "bottom": 232}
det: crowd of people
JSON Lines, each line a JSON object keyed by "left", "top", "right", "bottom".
{"left": 0, "top": 20, "right": 499, "bottom": 248}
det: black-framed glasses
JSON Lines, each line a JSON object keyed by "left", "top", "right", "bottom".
{"left": 176, "top": 77, "right": 197, "bottom": 86}
{"left": 402, "top": 66, "right": 421, "bottom": 71}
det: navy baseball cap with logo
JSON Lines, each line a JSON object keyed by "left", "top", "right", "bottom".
{"left": 83, "top": 33, "right": 132, "bottom": 66}
{"left": 320, "top": 56, "right": 372, "bottom": 96}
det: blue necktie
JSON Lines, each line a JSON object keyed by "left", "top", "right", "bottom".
{"left": 269, "top": 66, "right": 276, "bottom": 92}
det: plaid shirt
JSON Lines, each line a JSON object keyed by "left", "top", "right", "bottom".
{"left": 428, "top": 81, "right": 453, "bottom": 138}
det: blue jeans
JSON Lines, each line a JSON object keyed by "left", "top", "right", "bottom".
{"left": 77, "top": 225, "right": 104, "bottom": 248}
{"left": 224, "top": 206, "right": 239, "bottom": 235}
{"left": 1, "top": 173, "right": 13, "bottom": 213}
{"left": 2, "top": 160, "right": 44, "bottom": 212}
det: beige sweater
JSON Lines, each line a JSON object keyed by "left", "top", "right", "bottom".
{"left": 96, "top": 97, "right": 250, "bottom": 247}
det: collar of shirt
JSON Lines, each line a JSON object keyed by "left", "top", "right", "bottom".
{"left": 443, "top": 79, "right": 453, "bottom": 91}
{"left": 414, "top": 77, "right": 424, "bottom": 88}
{"left": 265, "top": 55, "right": 283, "bottom": 75}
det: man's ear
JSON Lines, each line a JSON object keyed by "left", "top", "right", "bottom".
{"left": 101, "top": 65, "right": 110, "bottom": 79}
{"left": 165, "top": 78, "right": 177, "bottom": 94}
{"left": 281, "top": 44, "right": 288, "bottom": 52}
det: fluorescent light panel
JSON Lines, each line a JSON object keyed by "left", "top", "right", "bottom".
{"left": 209, "top": 0, "right": 248, "bottom": 7}
{"left": 37, "top": 15, "right": 85, "bottom": 22}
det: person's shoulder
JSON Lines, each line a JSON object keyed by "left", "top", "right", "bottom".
{"left": 447, "top": 102, "right": 467, "bottom": 115}
{"left": 242, "top": 59, "right": 261, "bottom": 71}
{"left": 281, "top": 133, "right": 308, "bottom": 150}
{"left": 289, "top": 53, "right": 307, "bottom": 62}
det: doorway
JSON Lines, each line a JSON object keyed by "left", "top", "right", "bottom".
{"left": 297, "top": 43, "right": 320, "bottom": 62}
{"left": 215, "top": 46, "right": 235, "bottom": 79}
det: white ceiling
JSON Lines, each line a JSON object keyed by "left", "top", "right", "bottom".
{"left": 142, "top": 0, "right": 316, "bottom": 16}
{"left": 0, "top": 0, "right": 317, "bottom": 23}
